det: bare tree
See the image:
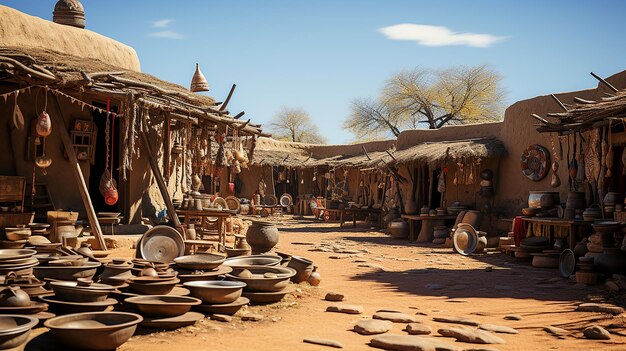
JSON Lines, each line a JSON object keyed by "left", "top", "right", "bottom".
{"left": 269, "top": 107, "right": 326, "bottom": 144}
{"left": 344, "top": 65, "right": 505, "bottom": 138}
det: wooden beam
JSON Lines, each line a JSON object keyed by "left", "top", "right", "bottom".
{"left": 220, "top": 84, "right": 236, "bottom": 112}
{"left": 361, "top": 146, "right": 371, "bottom": 160}
{"left": 49, "top": 94, "right": 107, "bottom": 250}
{"left": 139, "top": 121, "right": 182, "bottom": 231}
{"left": 591, "top": 71, "right": 619, "bottom": 93}
{"left": 550, "top": 94, "right": 568, "bottom": 111}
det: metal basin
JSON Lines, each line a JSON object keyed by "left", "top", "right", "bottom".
{"left": 44, "top": 312, "right": 142, "bottom": 351}
{"left": 183, "top": 280, "right": 246, "bottom": 304}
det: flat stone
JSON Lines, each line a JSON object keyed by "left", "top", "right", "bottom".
{"left": 370, "top": 335, "right": 460, "bottom": 351}
{"left": 405, "top": 323, "right": 432, "bottom": 335}
{"left": 478, "top": 324, "right": 518, "bottom": 334}
{"left": 543, "top": 326, "right": 571, "bottom": 337}
{"left": 326, "top": 304, "right": 364, "bottom": 314}
{"left": 241, "top": 314, "right": 264, "bottom": 322}
{"left": 303, "top": 338, "right": 344, "bottom": 348}
{"left": 576, "top": 303, "right": 624, "bottom": 315}
{"left": 503, "top": 315, "right": 522, "bottom": 321}
{"left": 325, "top": 292, "right": 345, "bottom": 302}
{"left": 374, "top": 312, "right": 419, "bottom": 323}
{"left": 353, "top": 319, "right": 393, "bottom": 335}
{"left": 353, "top": 259, "right": 367, "bottom": 263}
{"left": 583, "top": 325, "right": 611, "bottom": 340}
{"left": 464, "top": 348, "right": 502, "bottom": 351}
{"left": 438, "top": 328, "right": 505, "bottom": 344}
{"left": 433, "top": 316, "right": 480, "bottom": 326}
{"left": 210, "top": 314, "right": 232, "bottom": 323}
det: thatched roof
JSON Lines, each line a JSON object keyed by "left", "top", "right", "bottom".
{"left": 317, "top": 149, "right": 394, "bottom": 169}
{"left": 393, "top": 137, "right": 505, "bottom": 165}
{"left": 537, "top": 88, "right": 626, "bottom": 134}
{"left": 0, "top": 5, "right": 140, "bottom": 71}
{"left": 249, "top": 137, "right": 313, "bottom": 167}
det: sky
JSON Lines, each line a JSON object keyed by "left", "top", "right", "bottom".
{"left": 4, "top": 0, "right": 626, "bottom": 144}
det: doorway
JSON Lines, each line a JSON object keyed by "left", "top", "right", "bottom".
{"left": 88, "top": 102, "right": 120, "bottom": 213}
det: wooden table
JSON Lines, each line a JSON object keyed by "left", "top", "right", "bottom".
{"left": 520, "top": 217, "right": 593, "bottom": 250}
{"left": 176, "top": 209, "right": 235, "bottom": 252}
{"left": 401, "top": 214, "right": 458, "bottom": 242}
{"left": 341, "top": 208, "right": 382, "bottom": 228}
{"left": 322, "top": 208, "right": 342, "bottom": 222}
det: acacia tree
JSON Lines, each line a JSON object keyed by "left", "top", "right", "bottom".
{"left": 269, "top": 107, "right": 326, "bottom": 144}
{"left": 344, "top": 65, "right": 505, "bottom": 138}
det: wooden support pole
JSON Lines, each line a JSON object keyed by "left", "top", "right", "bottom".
{"left": 591, "top": 72, "right": 619, "bottom": 93}
{"left": 550, "top": 94, "right": 568, "bottom": 111}
{"left": 361, "top": 146, "right": 371, "bottom": 160}
{"left": 50, "top": 94, "right": 107, "bottom": 250}
{"left": 140, "top": 127, "right": 182, "bottom": 231}
{"left": 220, "top": 84, "right": 236, "bottom": 112}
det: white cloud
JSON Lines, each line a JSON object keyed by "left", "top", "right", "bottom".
{"left": 379, "top": 24, "right": 506, "bottom": 48}
{"left": 150, "top": 30, "right": 184, "bottom": 40}
{"left": 152, "top": 19, "right": 173, "bottom": 28}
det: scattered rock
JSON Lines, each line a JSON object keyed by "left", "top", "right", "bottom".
{"left": 303, "top": 338, "right": 343, "bottom": 348}
{"left": 340, "top": 249, "right": 361, "bottom": 254}
{"left": 358, "top": 264, "right": 387, "bottom": 271}
{"left": 210, "top": 314, "right": 232, "bottom": 323}
{"left": 433, "top": 316, "right": 479, "bottom": 326}
{"left": 374, "top": 312, "right": 419, "bottom": 323}
{"left": 326, "top": 304, "right": 364, "bottom": 314}
{"left": 370, "top": 335, "right": 460, "bottom": 351}
{"left": 438, "top": 328, "right": 505, "bottom": 344}
{"left": 426, "top": 283, "right": 445, "bottom": 290}
{"left": 583, "top": 325, "right": 611, "bottom": 340}
{"left": 464, "top": 348, "right": 502, "bottom": 351}
{"left": 503, "top": 315, "right": 522, "bottom": 321}
{"left": 405, "top": 323, "right": 432, "bottom": 335}
{"left": 325, "top": 292, "right": 345, "bottom": 302}
{"left": 485, "top": 266, "right": 493, "bottom": 272}
{"left": 353, "top": 319, "right": 393, "bottom": 335}
{"left": 478, "top": 324, "right": 518, "bottom": 334}
{"left": 353, "top": 259, "right": 367, "bottom": 263}
{"left": 241, "top": 314, "right": 264, "bottom": 322}
{"left": 576, "top": 303, "right": 624, "bottom": 315}
{"left": 543, "top": 326, "right": 570, "bottom": 337}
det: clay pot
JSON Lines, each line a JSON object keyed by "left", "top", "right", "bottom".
{"left": 100, "top": 261, "right": 133, "bottom": 286}
{"left": 0, "top": 315, "right": 38, "bottom": 350}
{"left": 604, "top": 192, "right": 622, "bottom": 206}
{"left": 594, "top": 248, "right": 626, "bottom": 275}
{"left": 246, "top": 221, "right": 279, "bottom": 254}
{"left": 582, "top": 206, "right": 603, "bottom": 221}
{"left": 226, "top": 266, "right": 295, "bottom": 292}
{"left": 528, "top": 191, "right": 560, "bottom": 208}
{"left": 389, "top": 219, "right": 409, "bottom": 239}
{"left": 0, "top": 286, "right": 30, "bottom": 307}
{"left": 308, "top": 267, "right": 321, "bottom": 286}
{"left": 461, "top": 210, "right": 482, "bottom": 228}
{"left": 183, "top": 281, "right": 246, "bottom": 304}
{"left": 573, "top": 242, "right": 589, "bottom": 258}
{"left": 287, "top": 256, "right": 314, "bottom": 283}
{"left": 566, "top": 192, "right": 586, "bottom": 210}
{"left": 404, "top": 199, "right": 418, "bottom": 215}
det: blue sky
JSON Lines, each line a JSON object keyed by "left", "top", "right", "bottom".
{"left": 4, "top": 1, "right": 626, "bottom": 143}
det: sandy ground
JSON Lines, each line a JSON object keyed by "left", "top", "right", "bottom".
{"left": 23, "top": 216, "right": 626, "bottom": 351}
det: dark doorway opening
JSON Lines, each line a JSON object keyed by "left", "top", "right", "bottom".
{"left": 88, "top": 102, "right": 120, "bottom": 213}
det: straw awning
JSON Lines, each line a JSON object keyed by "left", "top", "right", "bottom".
{"left": 393, "top": 137, "right": 505, "bottom": 165}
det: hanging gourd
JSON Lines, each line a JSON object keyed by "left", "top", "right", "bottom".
{"left": 35, "top": 155, "right": 52, "bottom": 175}
{"left": 104, "top": 187, "right": 119, "bottom": 206}
{"left": 100, "top": 99, "right": 118, "bottom": 206}
{"left": 36, "top": 111, "right": 52, "bottom": 137}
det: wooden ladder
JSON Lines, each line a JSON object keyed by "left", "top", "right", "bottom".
{"left": 26, "top": 183, "right": 55, "bottom": 222}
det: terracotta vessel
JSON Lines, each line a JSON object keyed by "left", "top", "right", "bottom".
{"left": 183, "top": 281, "right": 246, "bottom": 304}
{"left": 174, "top": 253, "right": 225, "bottom": 271}
{"left": 307, "top": 267, "right": 321, "bottom": 286}
{"left": 0, "top": 315, "right": 38, "bottom": 350}
{"left": 123, "top": 295, "right": 201, "bottom": 318}
{"left": 388, "top": 219, "right": 409, "bottom": 239}
{"left": 566, "top": 191, "right": 586, "bottom": 210}
{"left": 100, "top": 260, "right": 133, "bottom": 286}
{"left": 226, "top": 266, "right": 295, "bottom": 292}
{"left": 246, "top": 221, "right": 279, "bottom": 254}
{"left": 0, "top": 286, "right": 30, "bottom": 308}
{"left": 528, "top": 191, "right": 560, "bottom": 208}
{"left": 287, "top": 256, "right": 314, "bottom": 283}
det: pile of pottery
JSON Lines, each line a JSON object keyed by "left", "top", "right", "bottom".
{"left": 524, "top": 191, "right": 560, "bottom": 217}
{"left": 603, "top": 192, "right": 623, "bottom": 215}
{"left": 511, "top": 236, "right": 549, "bottom": 260}
{"left": 41, "top": 278, "right": 117, "bottom": 315}
{"left": 1, "top": 227, "right": 31, "bottom": 249}
{"left": 173, "top": 253, "right": 233, "bottom": 284}
{"left": 478, "top": 169, "right": 494, "bottom": 198}
{"left": 0, "top": 249, "right": 38, "bottom": 277}
{"left": 432, "top": 226, "right": 449, "bottom": 245}
{"left": 0, "top": 314, "right": 38, "bottom": 350}
{"left": 0, "top": 280, "right": 50, "bottom": 317}
{"left": 227, "top": 265, "right": 296, "bottom": 304}
{"left": 32, "top": 253, "right": 100, "bottom": 282}
{"left": 575, "top": 256, "right": 598, "bottom": 284}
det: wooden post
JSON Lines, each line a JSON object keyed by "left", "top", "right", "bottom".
{"left": 140, "top": 128, "right": 182, "bottom": 230}
{"left": 50, "top": 94, "right": 107, "bottom": 250}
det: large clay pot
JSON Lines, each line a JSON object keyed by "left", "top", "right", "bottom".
{"left": 0, "top": 286, "right": 30, "bottom": 307}
{"left": 461, "top": 210, "right": 482, "bottom": 228}
{"left": 566, "top": 192, "right": 586, "bottom": 210}
{"left": 246, "top": 221, "right": 279, "bottom": 254}
{"left": 99, "top": 260, "right": 133, "bottom": 286}
{"left": 287, "top": 256, "right": 314, "bottom": 283}
{"left": 604, "top": 192, "right": 622, "bottom": 206}
{"left": 404, "top": 199, "right": 418, "bottom": 215}
{"left": 573, "top": 242, "right": 589, "bottom": 258}
{"left": 528, "top": 191, "right": 560, "bottom": 208}
{"left": 594, "top": 248, "right": 626, "bottom": 275}
{"left": 389, "top": 219, "right": 409, "bottom": 239}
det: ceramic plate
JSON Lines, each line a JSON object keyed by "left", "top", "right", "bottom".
{"left": 140, "top": 226, "right": 185, "bottom": 263}
{"left": 452, "top": 224, "right": 478, "bottom": 256}
{"left": 224, "top": 196, "right": 241, "bottom": 213}
{"left": 559, "top": 249, "right": 576, "bottom": 278}
{"left": 0, "top": 301, "right": 48, "bottom": 314}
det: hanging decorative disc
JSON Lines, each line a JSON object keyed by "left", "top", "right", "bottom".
{"left": 520, "top": 144, "right": 550, "bottom": 181}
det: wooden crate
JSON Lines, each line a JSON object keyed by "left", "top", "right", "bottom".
{"left": 0, "top": 176, "right": 25, "bottom": 203}
{"left": 0, "top": 213, "right": 35, "bottom": 228}
{"left": 47, "top": 210, "right": 79, "bottom": 224}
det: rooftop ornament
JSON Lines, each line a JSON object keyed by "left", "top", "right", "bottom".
{"left": 53, "top": 0, "right": 85, "bottom": 29}
{"left": 190, "top": 63, "right": 210, "bottom": 93}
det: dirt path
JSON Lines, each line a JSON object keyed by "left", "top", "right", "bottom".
{"left": 27, "top": 217, "right": 626, "bottom": 350}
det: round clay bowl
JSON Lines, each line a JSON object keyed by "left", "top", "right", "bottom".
{"left": 193, "top": 297, "right": 249, "bottom": 315}
{"left": 0, "top": 249, "right": 35, "bottom": 261}
{"left": 0, "top": 315, "right": 38, "bottom": 350}
{"left": 531, "top": 254, "right": 560, "bottom": 268}
{"left": 227, "top": 266, "right": 296, "bottom": 292}
{"left": 183, "top": 280, "right": 246, "bottom": 304}
{"left": 0, "top": 240, "right": 26, "bottom": 249}
{"left": 48, "top": 257, "right": 89, "bottom": 267}
{"left": 0, "top": 301, "right": 48, "bottom": 315}
{"left": 225, "top": 248, "right": 251, "bottom": 258}
{"left": 44, "top": 312, "right": 142, "bottom": 351}
{"left": 33, "top": 261, "right": 100, "bottom": 281}
{"left": 223, "top": 255, "right": 281, "bottom": 269}
{"left": 176, "top": 265, "right": 233, "bottom": 283}
{"left": 128, "top": 277, "right": 180, "bottom": 295}
{"left": 139, "top": 226, "right": 185, "bottom": 263}
{"left": 124, "top": 295, "right": 201, "bottom": 318}
{"left": 40, "top": 296, "right": 118, "bottom": 314}
{"left": 5, "top": 231, "right": 31, "bottom": 242}
{"left": 140, "top": 311, "right": 204, "bottom": 330}
{"left": 49, "top": 281, "right": 115, "bottom": 302}
{"left": 174, "top": 253, "right": 225, "bottom": 271}
{"left": 242, "top": 285, "right": 295, "bottom": 304}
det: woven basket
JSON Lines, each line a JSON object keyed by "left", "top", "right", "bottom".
{"left": 575, "top": 271, "right": 598, "bottom": 285}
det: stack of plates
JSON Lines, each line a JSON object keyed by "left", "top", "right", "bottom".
{"left": 0, "top": 249, "right": 38, "bottom": 276}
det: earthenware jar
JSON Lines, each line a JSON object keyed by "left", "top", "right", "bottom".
{"left": 287, "top": 256, "right": 314, "bottom": 283}
{"left": 307, "top": 266, "right": 321, "bottom": 286}
{"left": 528, "top": 191, "right": 560, "bottom": 208}
{"left": 100, "top": 259, "right": 133, "bottom": 286}
{"left": 594, "top": 248, "right": 626, "bottom": 275}
{"left": 404, "top": 198, "right": 418, "bottom": 215}
{"left": 246, "top": 221, "right": 279, "bottom": 254}
{"left": 582, "top": 206, "right": 602, "bottom": 221}
{"left": 566, "top": 191, "right": 586, "bottom": 210}
{"left": 0, "top": 286, "right": 30, "bottom": 307}
{"left": 185, "top": 224, "right": 197, "bottom": 240}
{"left": 388, "top": 219, "right": 409, "bottom": 239}
{"left": 573, "top": 241, "right": 589, "bottom": 257}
